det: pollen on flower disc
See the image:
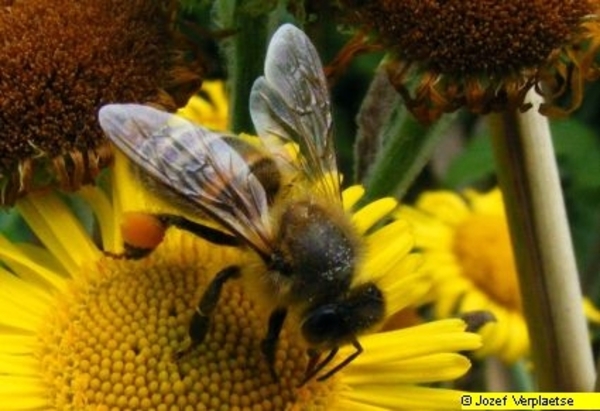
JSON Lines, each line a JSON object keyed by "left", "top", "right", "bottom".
{"left": 36, "top": 236, "right": 336, "bottom": 410}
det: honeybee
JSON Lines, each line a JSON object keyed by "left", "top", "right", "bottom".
{"left": 98, "top": 24, "right": 385, "bottom": 384}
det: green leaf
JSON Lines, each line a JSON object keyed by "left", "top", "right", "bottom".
{"left": 179, "top": 0, "right": 213, "bottom": 14}
{"left": 551, "top": 119, "right": 600, "bottom": 194}
{"left": 238, "top": 0, "right": 278, "bottom": 16}
{"left": 0, "top": 208, "right": 33, "bottom": 243}
{"left": 444, "top": 133, "right": 496, "bottom": 188}
{"left": 444, "top": 118, "right": 600, "bottom": 194}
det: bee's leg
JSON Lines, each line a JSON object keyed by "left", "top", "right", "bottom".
{"left": 315, "top": 339, "right": 362, "bottom": 382}
{"left": 106, "top": 213, "right": 240, "bottom": 260}
{"left": 299, "top": 347, "right": 338, "bottom": 386}
{"left": 297, "top": 348, "right": 321, "bottom": 387}
{"left": 304, "top": 348, "right": 321, "bottom": 377}
{"left": 103, "top": 212, "right": 168, "bottom": 260}
{"left": 175, "top": 265, "right": 241, "bottom": 359}
{"left": 160, "top": 214, "right": 241, "bottom": 246}
{"left": 260, "top": 307, "right": 288, "bottom": 381}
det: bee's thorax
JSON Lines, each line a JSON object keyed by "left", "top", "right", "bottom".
{"left": 272, "top": 200, "right": 359, "bottom": 306}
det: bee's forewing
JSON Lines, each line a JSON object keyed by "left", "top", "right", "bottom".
{"left": 250, "top": 24, "right": 340, "bottom": 201}
{"left": 99, "top": 104, "right": 275, "bottom": 255}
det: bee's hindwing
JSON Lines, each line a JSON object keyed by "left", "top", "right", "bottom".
{"left": 250, "top": 24, "right": 340, "bottom": 201}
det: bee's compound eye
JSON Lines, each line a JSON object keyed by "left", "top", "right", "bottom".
{"left": 121, "top": 212, "right": 166, "bottom": 251}
{"left": 301, "top": 306, "right": 346, "bottom": 346}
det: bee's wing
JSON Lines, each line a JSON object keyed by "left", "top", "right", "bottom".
{"left": 250, "top": 24, "right": 341, "bottom": 201}
{"left": 99, "top": 104, "right": 275, "bottom": 256}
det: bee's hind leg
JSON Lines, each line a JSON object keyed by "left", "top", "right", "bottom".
{"left": 175, "top": 265, "right": 241, "bottom": 359}
{"left": 163, "top": 214, "right": 241, "bottom": 247}
{"left": 105, "top": 212, "right": 241, "bottom": 260}
{"left": 260, "top": 307, "right": 288, "bottom": 382}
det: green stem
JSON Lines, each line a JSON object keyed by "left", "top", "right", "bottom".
{"left": 510, "top": 361, "right": 535, "bottom": 391}
{"left": 484, "top": 358, "right": 512, "bottom": 391}
{"left": 228, "top": 12, "right": 268, "bottom": 134}
{"left": 489, "top": 92, "right": 595, "bottom": 390}
{"left": 362, "top": 106, "right": 454, "bottom": 203}
{"left": 215, "top": 0, "right": 270, "bottom": 134}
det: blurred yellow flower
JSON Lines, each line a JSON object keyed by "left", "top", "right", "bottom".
{"left": 398, "top": 188, "right": 528, "bottom": 362}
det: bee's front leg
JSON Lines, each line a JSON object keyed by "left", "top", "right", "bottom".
{"left": 175, "top": 265, "right": 241, "bottom": 359}
{"left": 260, "top": 307, "right": 288, "bottom": 382}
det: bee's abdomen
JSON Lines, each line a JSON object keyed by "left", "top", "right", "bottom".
{"left": 248, "top": 156, "right": 280, "bottom": 204}
{"left": 223, "top": 137, "right": 281, "bottom": 204}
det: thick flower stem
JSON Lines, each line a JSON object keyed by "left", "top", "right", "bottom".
{"left": 488, "top": 93, "right": 595, "bottom": 390}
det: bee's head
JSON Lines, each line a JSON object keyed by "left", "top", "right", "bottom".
{"left": 300, "top": 282, "right": 385, "bottom": 348}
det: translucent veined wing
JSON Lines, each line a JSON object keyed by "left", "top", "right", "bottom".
{"left": 250, "top": 24, "right": 340, "bottom": 201}
{"left": 99, "top": 104, "right": 274, "bottom": 256}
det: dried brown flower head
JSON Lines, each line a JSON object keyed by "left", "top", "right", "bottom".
{"left": 0, "top": 0, "right": 202, "bottom": 205}
{"left": 341, "top": 0, "right": 600, "bottom": 122}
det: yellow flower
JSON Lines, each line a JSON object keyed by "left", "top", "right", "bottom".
{"left": 0, "top": 93, "right": 480, "bottom": 408}
{"left": 178, "top": 81, "right": 230, "bottom": 131}
{"left": 0, "top": 0, "right": 202, "bottom": 206}
{"left": 341, "top": 0, "right": 600, "bottom": 123}
{"left": 398, "top": 188, "right": 528, "bottom": 363}
{"left": 0, "top": 180, "right": 481, "bottom": 410}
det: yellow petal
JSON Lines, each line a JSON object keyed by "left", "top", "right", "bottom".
{"left": 465, "top": 187, "right": 504, "bottom": 215}
{"left": 362, "top": 219, "right": 414, "bottom": 280}
{"left": 384, "top": 270, "right": 431, "bottom": 315}
{"left": 345, "top": 353, "right": 472, "bottom": 384}
{"left": 498, "top": 311, "right": 529, "bottom": 363}
{"left": 344, "top": 320, "right": 481, "bottom": 364}
{"left": 583, "top": 298, "right": 600, "bottom": 324}
{"left": 342, "top": 185, "right": 365, "bottom": 211}
{"left": 0, "top": 354, "right": 38, "bottom": 376}
{"left": 416, "top": 191, "right": 469, "bottom": 225}
{"left": 0, "top": 376, "right": 47, "bottom": 409}
{"left": 0, "top": 237, "right": 66, "bottom": 292}
{"left": 352, "top": 197, "right": 397, "bottom": 234}
{"left": 342, "top": 384, "right": 464, "bottom": 410}
{"left": 16, "top": 243, "right": 68, "bottom": 278}
{"left": 332, "top": 398, "right": 389, "bottom": 411}
{"left": 79, "top": 185, "right": 119, "bottom": 254}
{"left": 17, "top": 193, "right": 100, "bottom": 275}
{"left": 0, "top": 272, "right": 50, "bottom": 319}
{"left": 0, "top": 335, "right": 36, "bottom": 354}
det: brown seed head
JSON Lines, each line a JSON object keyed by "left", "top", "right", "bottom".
{"left": 342, "top": 0, "right": 600, "bottom": 122}
{"left": 0, "top": 0, "right": 202, "bottom": 205}
{"left": 351, "top": 0, "right": 592, "bottom": 76}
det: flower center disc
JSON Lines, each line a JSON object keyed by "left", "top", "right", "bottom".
{"left": 453, "top": 215, "right": 521, "bottom": 310}
{"left": 354, "top": 0, "right": 593, "bottom": 76}
{"left": 36, "top": 235, "right": 334, "bottom": 410}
